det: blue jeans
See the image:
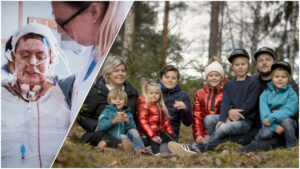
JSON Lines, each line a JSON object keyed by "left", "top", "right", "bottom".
{"left": 255, "top": 118, "right": 296, "bottom": 147}
{"left": 204, "top": 114, "right": 219, "bottom": 135}
{"left": 207, "top": 119, "right": 253, "bottom": 143}
{"left": 118, "top": 129, "right": 145, "bottom": 150}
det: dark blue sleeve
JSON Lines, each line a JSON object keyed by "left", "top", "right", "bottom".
{"left": 219, "top": 82, "right": 231, "bottom": 122}
{"left": 180, "top": 91, "right": 193, "bottom": 126}
{"left": 240, "top": 78, "right": 260, "bottom": 116}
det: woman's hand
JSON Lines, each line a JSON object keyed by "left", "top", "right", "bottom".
{"left": 173, "top": 100, "right": 186, "bottom": 110}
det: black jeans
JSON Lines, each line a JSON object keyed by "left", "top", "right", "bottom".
{"left": 142, "top": 132, "right": 176, "bottom": 154}
{"left": 81, "top": 131, "right": 121, "bottom": 148}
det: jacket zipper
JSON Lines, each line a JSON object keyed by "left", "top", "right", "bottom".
{"left": 155, "top": 103, "right": 161, "bottom": 135}
{"left": 210, "top": 88, "right": 217, "bottom": 111}
{"left": 206, "top": 88, "right": 211, "bottom": 113}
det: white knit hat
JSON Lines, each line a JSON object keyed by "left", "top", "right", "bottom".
{"left": 205, "top": 61, "right": 224, "bottom": 78}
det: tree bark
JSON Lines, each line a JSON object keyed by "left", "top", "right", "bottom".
{"left": 218, "top": 2, "right": 225, "bottom": 59}
{"left": 122, "top": 5, "right": 135, "bottom": 59}
{"left": 208, "top": 1, "right": 220, "bottom": 60}
{"left": 250, "top": 1, "right": 261, "bottom": 75}
{"left": 161, "top": 1, "right": 170, "bottom": 66}
{"left": 289, "top": 1, "right": 297, "bottom": 73}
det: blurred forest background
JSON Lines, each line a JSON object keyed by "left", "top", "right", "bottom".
{"left": 54, "top": 2, "right": 299, "bottom": 167}
{"left": 109, "top": 1, "right": 299, "bottom": 101}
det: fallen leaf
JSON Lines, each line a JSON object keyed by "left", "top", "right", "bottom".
{"left": 215, "top": 158, "right": 221, "bottom": 166}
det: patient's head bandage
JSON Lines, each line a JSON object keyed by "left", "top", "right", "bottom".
{"left": 10, "top": 23, "right": 59, "bottom": 61}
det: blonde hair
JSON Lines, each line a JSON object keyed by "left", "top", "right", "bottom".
{"left": 100, "top": 56, "right": 127, "bottom": 84}
{"left": 107, "top": 88, "right": 128, "bottom": 104}
{"left": 96, "top": 2, "right": 130, "bottom": 60}
{"left": 271, "top": 68, "right": 291, "bottom": 84}
{"left": 141, "top": 78, "right": 170, "bottom": 119}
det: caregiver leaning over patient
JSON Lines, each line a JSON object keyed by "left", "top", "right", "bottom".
{"left": 52, "top": 1, "right": 132, "bottom": 122}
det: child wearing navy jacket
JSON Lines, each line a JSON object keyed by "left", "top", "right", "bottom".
{"left": 207, "top": 49, "right": 260, "bottom": 143}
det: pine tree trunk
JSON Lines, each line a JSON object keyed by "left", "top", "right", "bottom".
{"left": 289, "top": 1, "right": 297, "bottom": 73}
{"left": 218, "top": 2, "right": 225, "bottom": 59}
{"left": 208, "top": 1, "right": 219, "bottom": 60}
{"left": 250, "top": 1, "right": 261, "bottom": 75}
{"left": 161, "top": 1, "right": 169, "bottom": 66}
{"left": 122, "top": 5, "right": 135, "bottom": 59}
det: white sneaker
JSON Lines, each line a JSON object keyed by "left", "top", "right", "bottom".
{"left": 168, "top": 141, "right": 198, "bottom": 157}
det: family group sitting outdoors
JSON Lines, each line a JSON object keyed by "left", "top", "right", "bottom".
{"left": 78, "top": 47, "right": 299, "bottom": 157}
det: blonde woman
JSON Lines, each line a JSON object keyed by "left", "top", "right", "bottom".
{"left": 77, "top": 56, "right": 138, "bottom": 150}
{"left": 51, "top": 1, "right": 133, "bottom": 123}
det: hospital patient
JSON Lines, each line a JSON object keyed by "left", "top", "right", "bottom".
{"left": 1, "top": 23, "right": 70, "bottom": 168}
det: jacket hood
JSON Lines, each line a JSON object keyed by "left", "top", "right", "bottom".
{"left": 158, "top": 82, "right": 181, "bottom": 94}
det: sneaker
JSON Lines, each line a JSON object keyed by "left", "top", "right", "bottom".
{"left": 96, "top": 141, "right": 107, "bottom": 152}
{"left": 168, "top": 141, "right": 198, "bottom": 157}
{"left": 120, "top": 140, "right": 133, "bottom": 152}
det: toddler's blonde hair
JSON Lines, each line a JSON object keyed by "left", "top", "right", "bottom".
{"left": 141, "top": 78, "right": 170, "bottom": 119}
{"left": 107, "top": 88, "right": 128, "bottom": 104}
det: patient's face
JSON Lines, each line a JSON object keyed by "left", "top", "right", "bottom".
{"left": 13, "top": 38, "right": 51, "bottom": 86}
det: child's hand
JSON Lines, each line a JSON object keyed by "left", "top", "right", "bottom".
{"left": 196, "top": 135, "right": 210, "bottom": 144}
{"left": 264, "top": 119, "right": 271, "bottom": 126}
{"left": 225, "top": 118, "right": 231, "bottom": 123}
{"left": 215, "top": 121, "right": 224, "bottom": 129}
{"left": 196, "top": 136, "right": 205, "bottom": 144}
{"left": 151, "top": 136, "right": 158, "bottom": 143}
{"left": 123, "top": 114, "right": 130, "bottom": 124}
{"left": 112, "top": 114, "right": 124, "bottom": 124}
{"left": 272, "top": 109, "right": 279, "bottom": 112}
{"left": 275, "top": 125, "right": 284, "bottom": 134}
{"left": 228, "top": 109, "right": 244, "bottom": 121}
{"left": 173, "top": 100, "right": 186, "bottom": 110}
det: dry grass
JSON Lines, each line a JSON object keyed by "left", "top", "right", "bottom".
{"left": 53, "top": 123, "right": 299, "bottom": 168}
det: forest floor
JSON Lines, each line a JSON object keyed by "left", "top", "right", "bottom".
{"left": 53, "top": 123, "right": 299, "bottom": 168}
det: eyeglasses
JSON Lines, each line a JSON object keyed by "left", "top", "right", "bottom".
{"left": 55, "top": 4, "right": 90, "bottom": 32}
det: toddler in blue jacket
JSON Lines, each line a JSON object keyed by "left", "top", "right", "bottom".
{"left": 98, "top": 88, "right": 150, "bottom": 154}
{"left": 255, "top": 61, "right": 298, "bottom": 147}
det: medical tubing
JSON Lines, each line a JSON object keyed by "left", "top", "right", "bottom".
{"left": 37, "top": 103, "right": 42, "bottom": 168}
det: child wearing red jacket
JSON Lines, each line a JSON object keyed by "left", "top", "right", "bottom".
{"left": 136, "top": 79, "right": 176, "bottom": 155}
{"left": 192, "top": 57, "right": 227, "bottom": 146}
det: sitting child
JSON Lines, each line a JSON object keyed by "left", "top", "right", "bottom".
{"left": 97, "top": 88, "right": 150, "bottom": 154}
{"left": 136, "top": 79, "right": 176, "bottom": 156}
{"left": 192, "top": 57, "right": 227, "bottom": 146}
{"left": 255, "top": 61, "right": 298, "bottom": 147}
{"left": 207, "top": 49, "right": 260, "bottom": 143}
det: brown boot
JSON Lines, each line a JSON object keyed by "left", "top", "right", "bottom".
{"left": 96, "top": 141, "right": 107, "bottom": 152}
{"left": 118, "top": 140, "right": 133, "bottom": 152}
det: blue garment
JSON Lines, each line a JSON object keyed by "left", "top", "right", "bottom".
{"left": 219, "top": 76, "right": 260, "bottom": 122}
{"left": 83, "top": 47, "right": 96, "bottom": 81}
{"left": 159, "top": 82, "right": 192, "bottom": 137}
{"left": 98, "top": 104, "right": 136, "bottom": 139}
{"left": 259, "top": 82, "right": 298, "bottom": 132}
